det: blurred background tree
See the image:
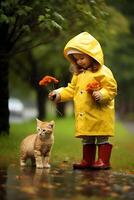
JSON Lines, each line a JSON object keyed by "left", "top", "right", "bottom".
{"left": 105, "top": 0, "right": 134, "bottom": 119}
{"left": 0, "top": 0, "right": 133, "bottom": 135}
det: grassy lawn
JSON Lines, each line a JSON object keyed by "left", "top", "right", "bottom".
{"left": 0, "top": 117, "right": 134, "bottom": 172}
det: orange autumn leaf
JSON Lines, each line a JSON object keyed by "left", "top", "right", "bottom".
{"left": 86, "top": 80, "right": 101, "bottom": 93}
{"left": 39, "top": 75, "right": 59, "bottom": 86}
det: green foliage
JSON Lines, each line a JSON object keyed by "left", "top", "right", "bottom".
{"left": 37, "top": 7, "right": 64, "bottom": 31}
{"left": 104, "top": 0, "right": 134, "bottom": 115}
{"left": 0, "top": 0, "right": 67, "bottom": 53}
{"left": 0, "top": 0, "right": 109, "bottom": 62}
{"left": 0, "top": 14, "right": 9, "bottom": 23}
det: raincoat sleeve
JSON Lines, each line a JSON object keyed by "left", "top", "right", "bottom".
{"left": 98, "top": 69, "right": 117, "bottom": 104}
{"left": 59, "top": 75, "right": 77, "bottom": 102}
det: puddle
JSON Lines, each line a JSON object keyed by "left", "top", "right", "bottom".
{"left": 0, "top": 164, "right": 134, "bottom": 200}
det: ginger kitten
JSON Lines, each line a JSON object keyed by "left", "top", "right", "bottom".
{"left": 20, "top": 119, "right": 54, "bottom": 168}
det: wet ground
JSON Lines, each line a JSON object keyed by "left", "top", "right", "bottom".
{"left": 0, "top": 163, "right": 134, "bottom": 200}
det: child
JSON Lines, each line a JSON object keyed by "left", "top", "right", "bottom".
{"left": 48, "top": 32, "right": 117, "bottom": 170}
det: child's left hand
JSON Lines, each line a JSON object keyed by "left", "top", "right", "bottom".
{"left": 92, "top": 91, "right": 102, "bottom": 102}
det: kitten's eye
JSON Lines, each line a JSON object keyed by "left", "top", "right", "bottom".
{"left": 42, "top": 129, "right": 46, "bottom": 132}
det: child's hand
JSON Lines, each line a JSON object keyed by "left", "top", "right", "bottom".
{"left": 48, "top": 91, "right": 61, "bottom": 103}
{"left": 48, "top": 91, "right": 57, "bottom": 101}
{"left": 92, "top": 91, "right": 102, "bottom": 102}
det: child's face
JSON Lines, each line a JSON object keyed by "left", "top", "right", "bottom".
{"left": 73, "top": 53, "right": 93, "bottom": 69}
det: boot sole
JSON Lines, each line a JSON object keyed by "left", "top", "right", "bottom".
{"left": 91, "top": 166, "right": 111, "bottom": 170}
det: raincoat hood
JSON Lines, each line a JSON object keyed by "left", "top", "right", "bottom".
{"left": 64, "top": 32, "right": 104, "bottom": 67}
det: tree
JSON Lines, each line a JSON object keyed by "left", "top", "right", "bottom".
{"left": 0, "top": 0, "right": 66, "bottom": 134}
{"left": 105, "top": 0, "right": 134, "bottom": 117}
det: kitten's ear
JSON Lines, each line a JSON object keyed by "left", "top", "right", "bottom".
{"left": 49, "top": 120, "right": 55, "bottom": 127}
{"left": 36, "top": 118, "right": 42, "bottom": 124}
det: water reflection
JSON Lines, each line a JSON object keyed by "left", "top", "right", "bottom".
{"left": 0, "top": 166, "right": 8, "bottom": 200}
{"left": 0, "top": 164, "right": 134, "bottom": 200}
{"left": 19, "top": 167, "right": 53, "bottom": 199}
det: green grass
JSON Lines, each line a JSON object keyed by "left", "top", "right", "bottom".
{"left": 0, "top": 117, "right": 134, "bottom": 171}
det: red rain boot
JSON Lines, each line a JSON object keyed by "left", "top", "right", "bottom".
{"left": 73, "top": 144, "right": 96, "bottom": 169}
{"left": 92, "top": 143, "right": 112, "bottom": 170}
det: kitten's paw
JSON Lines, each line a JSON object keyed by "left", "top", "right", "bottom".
{"left": 44, "top": 164, "right": 51, "bottom": 168}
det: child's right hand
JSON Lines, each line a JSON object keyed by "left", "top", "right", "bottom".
{"left": 48, "top": 91, "right": 57, "bottom": 101}
{"left": 92, "top": 91, "right": 102, "bottom": 102}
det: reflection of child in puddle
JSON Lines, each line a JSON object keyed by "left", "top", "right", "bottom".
{"left": 49, "top": 32, "right": 117, "bottom": 170}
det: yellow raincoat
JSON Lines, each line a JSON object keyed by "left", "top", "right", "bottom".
{"left": 58, "top": 32, "right": 117, "bottom": 137}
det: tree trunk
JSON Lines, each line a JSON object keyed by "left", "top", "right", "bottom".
{"left": 0, "top": 58, "right": 9, "bottom": 135}
{"left": 36, "top": 88, "right": 47, "bottom": 120}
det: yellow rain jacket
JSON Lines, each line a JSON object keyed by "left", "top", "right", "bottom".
{"left": 58, "top": 32, "right": 117, "bottom": 137}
